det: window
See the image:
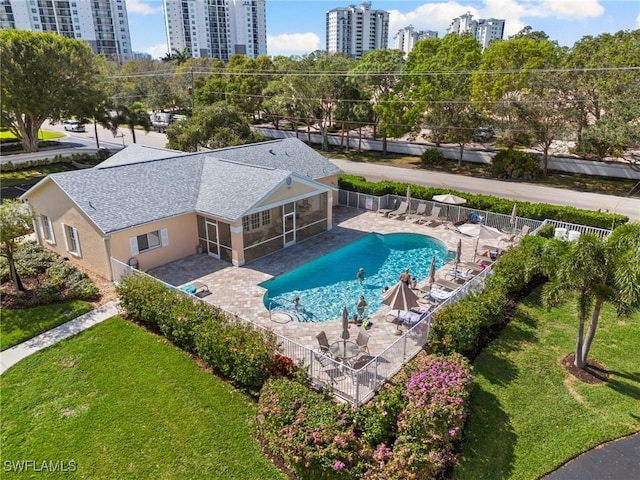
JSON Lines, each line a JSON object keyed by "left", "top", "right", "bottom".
{"left": 243, "top": 211, "right": 270, "bottom": 231}
{"left": 40, "top": 214, "right": 55, "bottom": 243}
{"left": 129, "top": 228, "right": 168, "bottom": 255}
{"left": 63, "top": 224, "right": 81, "bottom": 256}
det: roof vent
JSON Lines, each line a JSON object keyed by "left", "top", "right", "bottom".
{"left": 269, "top": 149, "right": 275, "bottom": 155}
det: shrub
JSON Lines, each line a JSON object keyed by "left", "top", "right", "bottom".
{"left": 420, "top": 148, "right": 446, "bottom": 167}
{"left": 195, "top": 318, "right": 277, "bottom": 393}
{"left": 537, "top": 222, "right": 556, "bottom": 239}
{"left": 492, "top": 148, "right": 542, "bottom": 179}
{"left": 258, "top": 354, "right": 473, "bottom": 480}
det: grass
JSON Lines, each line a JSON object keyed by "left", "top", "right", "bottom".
{"left": 0, "top": 163, "right": 78, "bottom": 188}
{"left": 0, "top": 129, "right": 64, "bottom": 140}
{"left": 454, "top": 288, "right": 640, "bottom": 480}
{"left": 0, "top": 317, "right": 287, "bottom": 480}
{"left": 0, "top": 300, "right": 94, "bottom": 351}
{"left": 318, "top": 145, "right": 637, "bottom": 197}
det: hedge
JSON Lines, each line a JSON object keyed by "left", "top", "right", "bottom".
{"left": 338, "top": 175, "right": 628, "bottom": 230}
{"left": 115, "top": 274, "right": 278, "bottom": 394}
{"left": 429, "top": 235, "right": 550, "bottom": 357}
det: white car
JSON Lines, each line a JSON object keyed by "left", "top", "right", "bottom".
{"left": 63, "top": 120, "right": 86, "bottom": 132}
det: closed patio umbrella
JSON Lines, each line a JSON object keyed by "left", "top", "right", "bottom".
{"left": 406, "top": 186, "right": 412, "bottom": 214}
{"left": 510, "top": 203, "right": 518, "bottom": 226}
{"left": 341, "top": 307, "right": 350, "bottom": 340}
{"left": 340, "top": 306, "right": 350, "bottom": 358}
{"left": 455, "top": 239, "right": 462, "bottom": 268}
{"left": 428, "top": 256, "right": 437, "bottom": 289}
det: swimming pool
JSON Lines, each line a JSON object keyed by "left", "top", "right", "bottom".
{"left": 261, "top": 233, "right": 452, "bottom": 322}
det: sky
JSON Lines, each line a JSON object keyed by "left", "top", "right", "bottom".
{"left": 126, "top": 0, "right": 640, "bottom": 59}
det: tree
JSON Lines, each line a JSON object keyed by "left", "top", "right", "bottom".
{"left": 0, "top": 30, "right": 105, "bottom": 152}
{"left": 349, "top": 48, "right": 405, "bottom": 155}
{"left": 541, "top": 223, "right": 640, "bottom": 369}
{"left": 112, "top": 102, "right": 152, "bottom": 144}
{"left": 166, "top": 102, "right": 263, "bottom": 151}
{"left": 161, "top": 47, "right": 190, "bottom": 65}
{"left": 402, "top": 34, "right": 483, "bottom": 166}
{"left": 0, "top": 199, "right": 35, "bottom": 292}
{"left": 472, "top": 36, "right": 569, "bottom": 176}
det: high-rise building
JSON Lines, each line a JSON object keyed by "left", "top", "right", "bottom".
{"left": 393, "top": 25, "right": 438, "bottom": 57}
{"left": 164, "top": 0, "right": 267, "bottom": 62}
{"left": 447, "top": 11, "right": 504, "bottom": 50}
{"left": 0, "top": 0, "right": 132, "bottom": 63}
{"left": 326, "top": 2, "right": 389, "bottom": 59}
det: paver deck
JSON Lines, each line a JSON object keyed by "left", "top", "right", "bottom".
{"left": 149, "top": 207, "right": 487, "bottom": 359}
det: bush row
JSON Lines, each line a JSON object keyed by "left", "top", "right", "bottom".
{"left": 0, "top": 243, "right": 99, "bottom": 306}
{"left": 338, "top": 175, "right": 627, "bottom": 230}
{"left": 258, "top": 353, "right": 473, "bottom": 480}
{"left": 115, "top": 273, "right": 278, "bottom": 393}
{"left": 429, "top": 235, "right": 549, "bottom": 356}
{"left": 0, "top": 150, "right": 111, "bottom": 172}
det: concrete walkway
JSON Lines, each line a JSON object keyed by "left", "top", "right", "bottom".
{"left": 0, "top": 300, "right": 119, "bottom": 375}
{"left": 543, "top": 432, "right": 640, "bottom": 480}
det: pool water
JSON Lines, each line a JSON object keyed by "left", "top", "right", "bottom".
{"left": 261, "top": 233, "right": 452, "bottom": 322}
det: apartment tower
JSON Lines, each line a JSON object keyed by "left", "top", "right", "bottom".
{"left": 164, "top": 0, "right": 267, "bottom": 61}
{"left": 326, "top": 2, "right": 389, "bottom": 59}
{"left": 393, "top": 25, "right": 438, "bottom": 57}
{"left": 447, "top": 11, "right": 504, "bottom": 50}
{"left": 0, "top": 0, "right": 132, "bottom": 63}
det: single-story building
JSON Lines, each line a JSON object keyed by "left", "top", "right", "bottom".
{"left": 22, "top": 138, "right": 342, "bottom": 280}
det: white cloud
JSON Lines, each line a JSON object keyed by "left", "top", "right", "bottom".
{"left": 388, "top": 1, "right": 606, "bottom": 39}
{"left": 267, "top": 32, "right": 320, "bottom": 56}
{"left": 636, "top": 13, "right": 640, "bottom": 28}
{"left": 146, "top": 43, "right": 169, "bottom": 59}
{"left": 126, "top": 0, "right": 163, "bottom": 15}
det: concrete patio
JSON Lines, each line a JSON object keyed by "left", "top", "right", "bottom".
{"left": 149, "top": 206, "right": 486, "bottom": 359}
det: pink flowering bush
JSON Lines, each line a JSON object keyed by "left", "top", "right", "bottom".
{"left": 258, "top": 354, "right": 472, "bottom": 480}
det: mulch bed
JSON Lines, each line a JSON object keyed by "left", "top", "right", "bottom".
{"left": 562, "top": 353, "right": 610, "bottom": 385}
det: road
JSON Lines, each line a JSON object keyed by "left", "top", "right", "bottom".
{"left": 3, "top": 122, "right": 638, "bottom": 221}
{"left": 331, "top": 159, "right": 640, "bottom": 222}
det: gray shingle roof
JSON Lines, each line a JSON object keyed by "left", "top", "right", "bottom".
{"left": 42, "top": 138, "right": 339, "bottom": 234}
{"left": 96, "top": 144, "right": 191, "bottom": 169}
{"left": 207, "top": 138, "right": 343, "bottom": 179}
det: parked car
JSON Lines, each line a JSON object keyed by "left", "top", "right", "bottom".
{"left": 63, "top": 120, "right": 86, "bottom": 132}
{"left": 473, "top": 127, "right": 495, "bottom": 142}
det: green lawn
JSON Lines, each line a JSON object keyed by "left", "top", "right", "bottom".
{"left": 454, "top": 288, "right": 640, "bottom": 480}
{"left": 0, "top": 129, "right": 64, "bottom": 140}
{"left": 0, "top": 300, "right": 94, "bottom": 351}
{"left": 1, "top": 163, "right": 78, "bottom": 188}
{"left": 0, "top": 317, "right": 287, "bottom": 480}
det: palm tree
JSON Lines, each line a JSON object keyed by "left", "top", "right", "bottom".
{"left": 113, "top": 102, "right": 151, "bottom": 144}
{"left": 161, "top": 47, "right": 190, "bottom": 65}
{"left": 541, "top": 223, "right": 640, "bottom": 369}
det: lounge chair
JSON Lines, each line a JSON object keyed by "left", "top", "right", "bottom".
{"left": 316, "top": 330, "right": 331, "bottom": 354}
{"left": 387, "top": 201, "right": 408, "bottom": 219}
{"left": 406, "top": 203, "right": 427, "bottom": 222}
{"left": 417, "top": 205, "right": 442, "bottom": 226}
{"left": 514, "top": 225, "right": 530, "bottom": 243}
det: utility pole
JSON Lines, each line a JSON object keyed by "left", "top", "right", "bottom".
{"left": 190, "top": 68, "right": 195, "bottom": 113}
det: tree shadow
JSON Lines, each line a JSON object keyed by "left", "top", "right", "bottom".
{"left": 456, "top": 384, "right": 516, "bottom": 480}
{"left": 606, "top": 370, "right": 640, "bottom": 401}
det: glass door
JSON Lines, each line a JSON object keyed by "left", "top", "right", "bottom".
{"left": 283, "top": 203, "right": 295, "bottom": 247}
{"left": 206, "top": 220, "right": 220, "bottom": 258}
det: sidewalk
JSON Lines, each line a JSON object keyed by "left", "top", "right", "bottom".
{"left": 0, "top": 301, "right": 119, "bottom": 375}
{"left": 543, "top": 432, "right": 640, "bottom": 480}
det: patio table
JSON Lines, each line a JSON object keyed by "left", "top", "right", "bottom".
{"left": 329, "top": 340, "right": 359, "bottom": 362}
